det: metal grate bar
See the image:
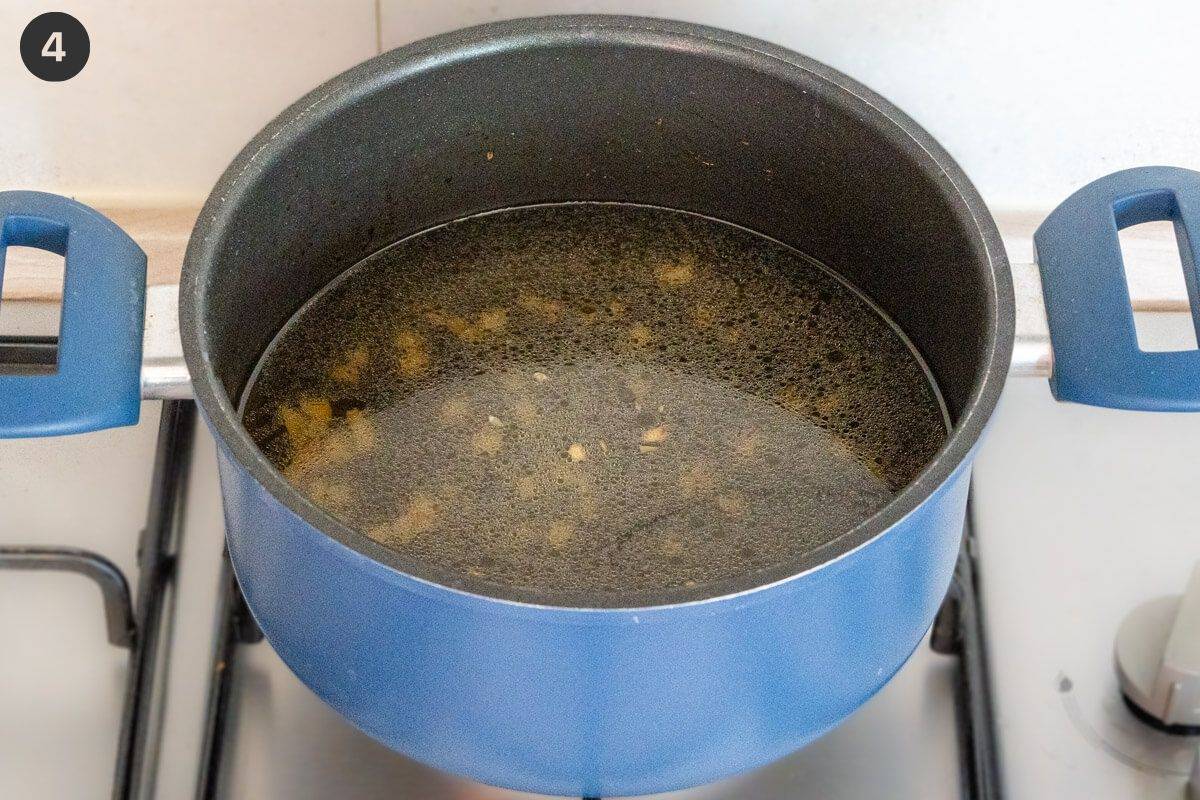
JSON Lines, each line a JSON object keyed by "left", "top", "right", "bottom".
{"left": 112, "top": 399, "right": 196, "bottom": 800}
{"left": 931, "top": 504, "right": 1004, "bottom": 800}
{"left": 0, "top": 545, "right": 135, "bottom": 646}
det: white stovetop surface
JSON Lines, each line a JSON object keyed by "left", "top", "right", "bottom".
{"left": 1, "top": 322, "right": 1199, "bottom": 799}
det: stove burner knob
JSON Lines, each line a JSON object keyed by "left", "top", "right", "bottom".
{"left": 1114, "top": 563, "right": 1200, "bottom": 734}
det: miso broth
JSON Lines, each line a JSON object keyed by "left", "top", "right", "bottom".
{"left": 241, "top": 204, "right": 947, "bottom": 597}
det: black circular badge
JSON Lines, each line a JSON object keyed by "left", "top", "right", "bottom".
{"left": 21, "top": 12, "right": 89, "bottom": 82}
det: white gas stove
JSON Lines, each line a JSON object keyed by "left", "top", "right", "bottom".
{"left": 1, "top": 219, "right": 1198, "bottom": 799}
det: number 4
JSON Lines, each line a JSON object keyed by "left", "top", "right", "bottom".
{"left": 41, "top": 31, "right": 65, "bottom": 62}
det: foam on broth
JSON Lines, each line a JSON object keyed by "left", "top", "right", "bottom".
{"left": 241, "top": 204, "right": 947, "bottom": 597}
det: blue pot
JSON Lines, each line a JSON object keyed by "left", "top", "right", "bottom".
{"left": 216, "top": 440, "right": 970, "bottom": 796}
{"left": 2, "top": 15, "right": 1198, "bottom": 797}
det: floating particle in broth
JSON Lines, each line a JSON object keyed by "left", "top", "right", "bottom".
{"left": 678, "top": 463, "right": 715, "bottom": 498}
{"left": 518, "top": 293, "right": 564, "bottom": 322}
{"left": 298, "top": 397, "right": 332, "bottom": 421}
{"left": 240, "top": 203, "right": 948, "bottom": 600}
{"left": 277, "top": 398, "right": 332, "bottom": 453}
{"left": 478, "top": 307, "right": 507, "bottom": 332}
{"left": 629, "top": 323, "right": 653, "bottom": 347}
{"left": 329, "top": 347, "right": 368, "bottom": 384}
{"left": 396, "top": 330, "right": 429, "bottom": 376}
{"left": 690, "top": 303, "right": 717, "bottom": 329}
{"left": 641, "top": 425, "right": 669, "bottom": 445}
{"left": 425, "top": 309, "right": 481, "bottom": 342}
{"left": 439, "top": 396, "right": 469, "bottom": 422}
{"left": 547, "top": 520, "right": 574, "bottom": 549}
{"left": 655, "top": 254, "right": 697, "bottom": 286}
{"left": 513, "top": 475, "right": 539, "bottom": 500}
{"left": 369, "top": 491, "right": 440, "bottom": 546}
{"left": 471, "top": 425, "right": 504, "bottom": 456}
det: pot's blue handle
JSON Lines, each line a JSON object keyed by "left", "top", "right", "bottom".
{"left": 1035, "top": 166, "right": 1200, "bottom": 411}
{"left": 0, "top": 192, "right": 146, "bottom": 437}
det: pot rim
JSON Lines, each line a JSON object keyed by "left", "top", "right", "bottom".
{"left": 180, "top": 14, "right": 1015, "bottom": 611}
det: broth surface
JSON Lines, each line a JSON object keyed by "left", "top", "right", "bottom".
{"left": 241, "top": 204, "right": 946, "bottom": 597}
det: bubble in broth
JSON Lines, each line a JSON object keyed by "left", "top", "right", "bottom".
{"left": 241, "top": 204, "right": 948, "bottom": 600}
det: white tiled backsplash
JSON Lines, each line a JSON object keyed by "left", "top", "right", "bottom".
{"left": 1, "top": 0, "right": 1198, "bottom": 210}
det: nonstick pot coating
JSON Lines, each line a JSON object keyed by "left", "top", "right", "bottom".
{"left": 180, "top": 15, "right": 1012, "bottom": 608}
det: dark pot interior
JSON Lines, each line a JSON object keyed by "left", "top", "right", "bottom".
{"left": 182, "top": 16, "right": 1012, "bottom": 601}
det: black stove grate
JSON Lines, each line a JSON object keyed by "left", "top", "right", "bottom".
{"left": 931, "top": 520, "right": 1004, "bottom": 800}
{"left": 0, "top": 399, "right": 1003, "bottom": 800}
{"left": 196, "top": 549, "right": 263, "bottom": 798}
{"left": 0, "top": 399, "right": 195, "bottom": 800}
